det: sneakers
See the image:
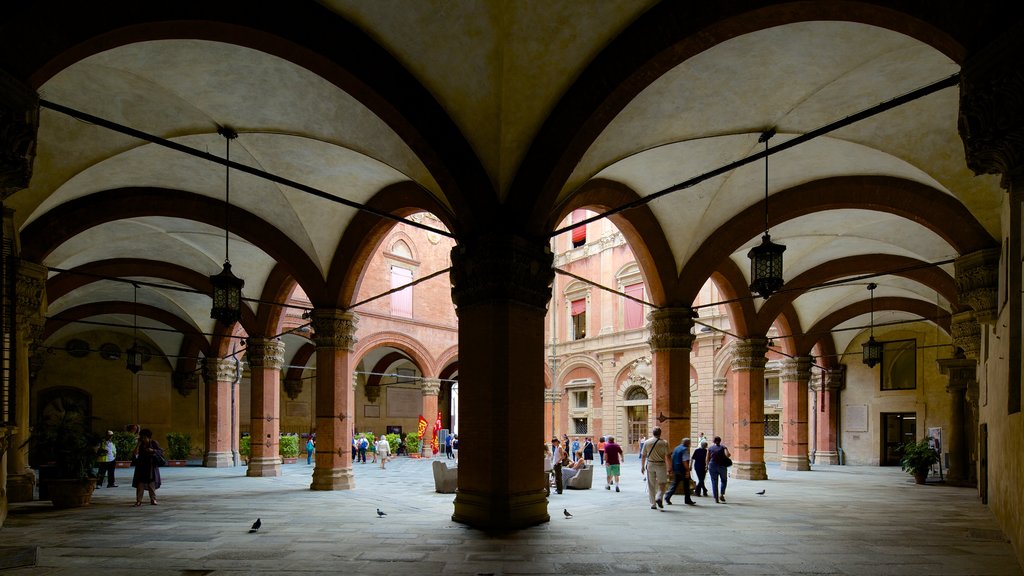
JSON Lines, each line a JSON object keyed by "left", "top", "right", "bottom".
{"left": 664, "top": 497, "right": 672, "bottom": 505}
{"left": 650, "top": 505, "right": 657, "bottom": 510}
{"left": 615, "top": 485, "right": 620, "bottom": 492}
{"left": 656, "top": 499, "right": 664, "bottom": 509}
{"left": 719, "top": 495, "right": 726, "bottom": 503}
{"left": 605, "top": 485, "right": 611, "bottom": 490}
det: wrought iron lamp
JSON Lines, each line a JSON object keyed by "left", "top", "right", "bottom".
{"left": 210, "top": 127, "right": 244, "bottom": 325}
{"left": 862, "top": 283, "right": 883, "bottom": 368}
{"left": 126, "top": 283, "right": 144, "bottom": 374}
{"left": 748, "top": 128, "right": 786, "bottom": 299}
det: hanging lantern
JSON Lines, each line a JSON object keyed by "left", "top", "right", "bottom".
{"left": 862, "top": 283, "right": 882, "bottom": 368}
{"left": 747, "top": 128, "right": 785, "bottom": 299}
{"left": 210, "top": 261, "right": 244, "bottom": 325}
{"left": 125, "top": 343, "right": 144, "bottom": 374}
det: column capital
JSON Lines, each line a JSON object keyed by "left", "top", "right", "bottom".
{"left": 779, "top": 356, "right": 813, "bottom": 383}
{"left": 0, "top": 69, "right": 39, "bottom": 199}
{"left": 647, "top": 307, "right": 696, "bottom": 351}
{"left": 959, "top": 21, "right": 1024, "bottom": 189}
{"left": 937, "top": 355, "right": 978, "bottom": 394}
{"left": 203, "top": 356, "right": 238, "bottom": 384}
{"left": 450, "top": 233, "right": 554, "bottom": 311}
{"left": 246, "top": 337, "right": 286, "bottom": 370}
{"left": 172, "top": 371, "right": 198, "bottom": 396}
{"left": 951, "top": 310, "right": 982, "bottom": 359}
{"left": 825, "top": 365, "right": 846, "bottom": 391}
{"left": 15, "top": 259, "right": 47, "bottom": 339}
{"left": 545, "top": 389, "right": 561, "bottom": 402}
{"left": 283, "top": 379, "right": 303, "bottom": 400}
{"left": 730, "top": 338, "right": 768, "bottom": 372}
{"left": 712, "top": 377, "right": 727, "bottom": 395}
{"left": 420, "top": 378, "right": 441, "bottom": 397}
{"left": 954, "top": 248, "right": 1000, "bottom": 325}
{"left": 310, "top": 309, "right": 359, "bottom": 350}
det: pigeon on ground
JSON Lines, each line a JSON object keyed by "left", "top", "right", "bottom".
{"left": 376, "top": 508, "right": 387, "bottom": 518}
{"left": 563, "top": 508, "right": 573, "bottom": 519}
{"left": 249, "top": 518, "right": 261, "bottom": 533}
{"left": 756, "top": 489, "right": 766, "bottom": 495}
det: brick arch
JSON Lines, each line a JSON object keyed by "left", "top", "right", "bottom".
{"left": 325, "top": 182, "right": 457, "bottom": 308}
{"left": 352, "top": 330, "right": 436, "bottom": 379}
{"left": 709, "top": 263, "right": 755, "bottom": 337}
{"left": 749, "top": 254, "right": 959, "bottom": 337}
{"left": 436, "top": 346, "right": 459, "bottom": 379}
{"left": 509, "top": 2, "right": 969, "bottom": 232}
{"left": 797, "top": 296, "right": 952, "bottom": 357}
{"left": 2, "top": 4, "right": 490, "bottom": 226}
{"left": 365, "top": 351, "right": 416, "bottom": 390}
{"left": 20, "top": 188, "right": 325, "bottom": 297}
{"left": 254, "top": 263, "right": 300, "bottom": 337}
{"left": 681, "top": 176, "right": 995, "bottom": 300}
{"left": 45, "top": 258, "right": 257, "bottom": 333}
{"left": 557, "top": 356, "right": 603, "bottom": 387}
{"left": 283, "top": 342, "right": 316, "bottom": 385}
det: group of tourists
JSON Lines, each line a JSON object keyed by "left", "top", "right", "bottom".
{"left": 94, "top": 425, "right": 166, "bottom": 508}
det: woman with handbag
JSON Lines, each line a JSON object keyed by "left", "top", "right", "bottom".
{"left": 131, "top": 428, "right": 164, "bottom": 507}
{"left": 705, "top": 436, "right": 731, "bottom": 503}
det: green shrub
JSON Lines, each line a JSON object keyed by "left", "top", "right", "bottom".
{"left": 279, "top": 434, "right": 299, "bottom": 458}
{"left": 112, "top": 431, "right": 137, "bottom": 461}
{"left": 166, "top": 432, "right": 191, "bottom": 460}
{"left": 385, "top": 433, "right": 401, "bottom": 455}
{"left": 240, "top": 435, "right": 251, "bottom": 457}
{"left": 404, "top": 433, "right": 420, "bottom": 454}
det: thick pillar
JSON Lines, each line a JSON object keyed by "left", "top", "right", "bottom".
{"left": 7, "top": 261, "right": 47, "bottom": 502}
{"left": 246, "top": 337, "right": 285, "bottom": 477}
{"left": 729, "top": 339, "right": 768, "bottom": 480}
{"left": 814, "top": 366, "right": 845, "bottom": 465}
{"left": 647, "top": 307, "right": 695, "bottom": 446}
{"left": 712, "top": 377, "right": 727, "bottom": 439}
{"left": 420, "top": 379, "right": 440, "bottom": 457}
{"left": 450, "top": 234, "right": 553, "bottom": 529}
{"left": 203, "top": 357, "right": 237, "bottom": 467}
{"left": 779, "top": 356, "right": 812, "bottom": 471}
{"left": 937, "top": 354, "right": 978, "bottom": 486}
{"left": 309, "top": 309, "right": 358, "bottom": 490}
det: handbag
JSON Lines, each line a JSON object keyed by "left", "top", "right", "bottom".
{"left": 152, "top": 450, "right": 168, "bottom": 467}
{"left": 721, "top": 455, "right": 733, "bottom": 467}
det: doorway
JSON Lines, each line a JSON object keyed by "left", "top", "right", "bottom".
{"left": 627, "top": 405, "right": 648, "bottom": 452}
{"left": 881, "top": 412, "right": 916, "bottom": 466}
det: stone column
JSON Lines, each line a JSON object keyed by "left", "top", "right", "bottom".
{"left": 450, "top": 234, "right": 553, "bottom": 529}
{"left": 937, "top": 354, "right": 978, "bottom": 486}
{"left": 420, "top": 379, "right": 441, "bottom": 457}
{"left": 647, "top": 307, "right": 695, "bottom": 446}
{"left": 245, "top": 337, "right": 285, "bottom": 477}
{"left": 544, "top": 388, "right": 560, "bottom": 441}
{"left": 309, "top": 309, "right": 358, "bottom": 490}
{"left": 729, "top": 338, "right": 768, "bottom": 480}
{"left": 814, "top": 366, "right": 845, "bottom": 465}
{"left": 203, "top": 357, "right": 237, "bottom": 467}
{"left": 7, "top": 261, "right": 47, "bottom": 502}
{"left": 779, "top": 356, "right": 812, "bottom": 471}
{"left": 712, "top": 377, "right": 727, "bottom": 439}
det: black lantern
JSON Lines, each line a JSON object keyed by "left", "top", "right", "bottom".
{"left": 126, "top": 283, "right": 143, "bottom": 373}
{"left": 210, "top": 127, "right": 244, "bottom": 325}
{"left": 748, "top": 128, "right": 785, "bottom": 299}
{"left": 862, "top": 283, "right": 883, "bottom": 368}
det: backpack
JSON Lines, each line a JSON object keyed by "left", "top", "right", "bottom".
{"left": 360, "top": 438, "right": 368, "bottom": 449}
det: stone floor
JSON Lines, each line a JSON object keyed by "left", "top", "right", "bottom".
{"left": 0, "top": 455, "right": 1020, "bottom": 576}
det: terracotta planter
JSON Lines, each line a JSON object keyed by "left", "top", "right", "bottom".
{"left": 115, "top": 461, "right": 133, "bottom": 468}
{"left": 46, "top": 478, "right": 97, "bottom": 509}
{"left": 166, "top": 460, "right": 188, "bottom": 467}
{"left": 282, "top": 457, "right": 298, "bottom": 464}
{"left": 913, "top": 470, "right": 928, "bottom": 484}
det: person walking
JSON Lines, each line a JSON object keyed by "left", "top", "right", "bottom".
{"left": 640, "top": 427, "right": 670, "bottom": 510}
{"left": 376, "top": 435, "right": 391, "bottom": 469}
{"left": 96, "top": 430, "right": 118, "bottom": 488}
{"left": 358, "top": 435, "right": 368, "bottom": 463}
{"left": 452, "top": 434, "right": 459, "bottom": 462}
{"left": 598, "top": 436, "right": 606, "bottom": 465}
{"left": 603, "top": 435, "right": 624, "bottom": 492}
{"left": 570, "top": 437, "right": 580, "bottom": 462}
{"left": 692, "top": 440, "right": 710, "bottom": 497}
{"left": 368, "top": 434, "right": 378, "bottom": 463}
{"left": 665, "top": 437, "right": 696, "bottom": 506}
{"left": 582, "top": 437, "right": 594, "bottom": 466}
{"left": 549, "top": 438, "right": 566, "bottom": 495}
{"left": 131, "top": 428, "right": 163, "bottom": 506}
{"left": 706, "top": 436, "right": 731, "bottom": 503}
{"left": 306, "top": 435, "right": 315, "bottom": 465}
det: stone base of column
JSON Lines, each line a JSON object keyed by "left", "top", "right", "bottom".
{"left": 310, "top": 467, "right": 355, "bottom": 490}
{"left": 730, "top": 461, "right": 768, "bottom": 480}
{"left": 779, "top": 455, "right": 810, "bottom": 471}
{"left": 246, "top": 456, "right": 282, "bottom": 477}
{"left": 6, "top": 471, "right": 36, "bottom": 503}
{"left": 815, "top": 450, "right": 841, "bottom": 465}
{"left": 452, "top": 488, "right": 549, "bottom": 529}
{"left": 204, "top": 451, "right": 235, "bottom": 468}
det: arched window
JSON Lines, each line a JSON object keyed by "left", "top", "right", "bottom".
{"left": 625, "top": 386, "right": 648, "bottom": 401}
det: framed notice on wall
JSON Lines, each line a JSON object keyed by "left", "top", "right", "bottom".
{"left": 844, "top": 404, "right": 868, "bottom": 432}
{"left": 364, "top": 405, "right": 380, "bottom": 418}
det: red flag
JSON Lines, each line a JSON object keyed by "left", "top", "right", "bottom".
{"left": 431, "top": 411, "right": 442, "bottom": 454}
{"left": 417, "top": 415, "right": 428, "bottom": 441}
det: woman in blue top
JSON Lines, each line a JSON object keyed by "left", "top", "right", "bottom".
{"left": 706, "top": 436, "right": 731, "bottom": 503}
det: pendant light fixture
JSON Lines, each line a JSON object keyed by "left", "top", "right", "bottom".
{"left": 209, "top": 127, "right": 245, "bottom": 325}
{"left": 125, "top": 283, "right": 144, "bottom": 374}
{"left": 748, "top": 128, "right": 786, "bottom": 299}
{"left": 862, "top": 282, "right": 883, "bottom": 368}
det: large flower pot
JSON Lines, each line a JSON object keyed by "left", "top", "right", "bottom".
{"left": 913, "top": 470, "right": 928, "bottom": 485}
{"left": 45, "top": 478, "right": 97, "bottom": 509}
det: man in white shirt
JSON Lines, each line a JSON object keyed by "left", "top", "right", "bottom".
{"left": 376, "top": 436, "right": 391, "bottom": 469}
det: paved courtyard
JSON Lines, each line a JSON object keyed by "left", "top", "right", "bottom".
{"left": 0, "top": 455, "right": 1020, "bottom": 575}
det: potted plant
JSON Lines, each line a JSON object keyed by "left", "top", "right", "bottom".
{"left": 405, "top": 433, "right": 421, "bottom": 458}
{"left": 899, "top": 438, "right": 939, "bottom": 484}
{"left": 112, "top": 431, "right": 137, "bottom": 468}
{"left": 165, "top": 432, "right": 191, "bottom": 466}
{"left": 240, "top": 435, "right": 251, "bottom": 464}
{"left": 279, "top": 434, "right": 299, "bottom": 464}
{"left": 23, "top": 399, "right": 99, "bottom": 508}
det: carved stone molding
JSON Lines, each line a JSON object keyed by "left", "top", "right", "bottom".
{"left": 420, "top": 379, "right": 441, "bottom": 397}
{"left": 310, "top": 309, "right": 358, "bottom": 351}
{"left": 954, "top": 248, "right": 1000, "bottom": 324}
{"left": 779, "top": 356, "right": 813, "bottom": 383}
{"left": 647, "top": 307, "right": 696, "bottom": 351}
{"left": 15, "top": 260, "right": 47, "bottom": 336}
{"left": 959, "top": 21, "right": 1024, "bottom": 188}
{"left": 450, "top": 234, "right": 554, "bottom": 311}
{"left": 713, "top": 377, "right": 727, "bottom": 395}
{"left": 246, "top": 338, "right": 286, "bottom": 370}
{"left": 730, "top": 339, "right": 768, "bottom": 372}
{"left": 951, "top": 310, "right": 981, "bottom": 359}
{"left": 825, "top": 366, "right": 846, "bottom": 392}
{"left": 203, "top": 357, "right": 238, "bottom": 384}
{"left": 0, "top": 70, "right": 39, "bottom": 199}
{"left": 937, "top": 355, "right": 977, "bottom": 395}
{"left": 172, "top": 371, "right": 198, "bottom": 397}
{"left": 545, "top": 389, "right": 561, "bottom": 402}
{"left": 283, "top": 379, "right": 303, "bottom": 400}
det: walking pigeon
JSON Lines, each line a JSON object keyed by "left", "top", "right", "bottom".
{"left": 756, "top": 489, "right": 766, "bottom": 495}
{"left": 249, "top": 518, "right": 261, "bottom": 533}
{"left": 376, "top": 508, "right": 387, "bottom": 518}
{"left": 563, "top": 508, "right": 573, "bottom": 518}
